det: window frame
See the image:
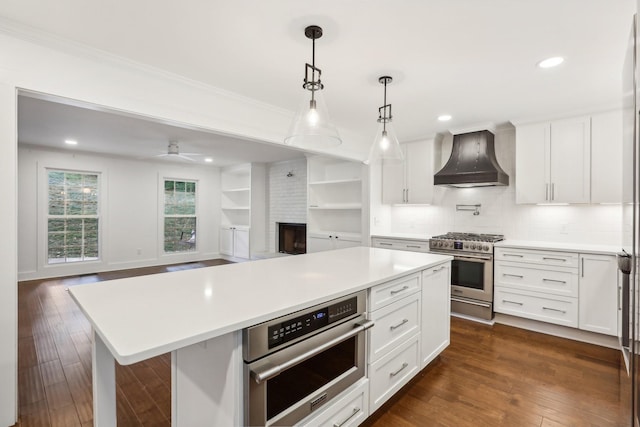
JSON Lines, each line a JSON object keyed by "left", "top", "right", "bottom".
{"left": 161, "top": 176, "right": 199, "bottom": 255}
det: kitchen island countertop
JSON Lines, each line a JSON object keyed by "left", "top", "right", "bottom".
{"left": 69, "top": 246, "right": 452, "bottom": 365}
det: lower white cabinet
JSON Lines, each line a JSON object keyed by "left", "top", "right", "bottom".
{"left": 307, "top": 232, "right": 361, "bottom": 253}
{"left": 296, "top": 379, "right": 369, "bottom": 427}
{"left": 371, "top": 237, "right": 430, "bottom": 253}
{"left": 219, "top": 225, "right": 249, "bottom": 258}
{"left": 579, "top": 254, "right": 618, "bottom": 335}
{"left": 368, "top": 335, "right": 420, "bottom": 413}
{"left": 494, "top": 287, "right": 578, "bottom": 328}
{"left": 368, "top": 293, "right": 420, "bottom": 363}
{"left": 421, "top": 263, "right": 450, "bottom": 368}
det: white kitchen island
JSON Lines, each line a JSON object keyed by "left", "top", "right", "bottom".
{"left": 69, "top": 246, "right": 452, "bottom": 426}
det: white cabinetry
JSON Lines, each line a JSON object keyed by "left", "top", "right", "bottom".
{"left": 579, "top": 254, "right": 618, "bottom": 335}
{"left": 307, "top": 156, "right": 364, "bottom": 252}
{"left": 495, "top": 246, "right": 618, "bottom": 336}
{"left": 220, "top": 163, "right": 266, "bottom": 259}
{"left": 296, "top": 379, "right": 369, "bottom": 427}
{"left": 591, "top": 110, "right": 623, "bottom": 204}
{"left": 421, "top": 263, "right": 450, "bottom": 368}
{"left": 219, "top": 225, "right": 249, "bottom": 259}
{"left": 371, "top": 237, "right": 429, "bottom": 253}
{"left": 515, "top": 116, "right": 591, "bottom": 204}
{"left": 382, "top": 139, "right": 436, "bottom": 204}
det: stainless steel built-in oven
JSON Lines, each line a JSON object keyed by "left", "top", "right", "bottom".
{"left": 430, "top": 232, "right": 504, "bottom": 320}
{"left": 242, "top": 290, "right": 373, "bottom": 426}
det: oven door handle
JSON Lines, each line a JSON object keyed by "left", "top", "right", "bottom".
{"left": 454, "top": 254, "right": 492, "bottom": 262}
{"left": 250, "top": 319, "right": 375, "bottom": 384}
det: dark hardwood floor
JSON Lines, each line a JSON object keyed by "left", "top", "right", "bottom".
{"left": 17, "top": 260, "right": 629, "bottom": 426}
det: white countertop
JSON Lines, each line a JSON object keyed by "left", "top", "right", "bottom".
{"left": 371, "top": 233, "right": 432, "bottom": 242}
{"left": 495, "top": 240, "right": 621, "bottom": 255}
{"left": 69, "top": 247, "right": 452, "bottom": 365}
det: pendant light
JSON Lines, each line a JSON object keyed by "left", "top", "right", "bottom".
{"left": 284, "top": 25, "right": 342, "bottom": 148}
{"left": 366, "top": 76, "right": 403, "bottom": 164}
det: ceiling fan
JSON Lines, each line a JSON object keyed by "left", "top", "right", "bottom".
{"left": 154, "top": 141, "right": 199, "bottom": 162}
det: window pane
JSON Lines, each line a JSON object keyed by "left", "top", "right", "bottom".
{"left": 164, "top": 217, "right": 196, "bottom": 253}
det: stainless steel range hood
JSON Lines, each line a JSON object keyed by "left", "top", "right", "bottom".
{"left": 434, "top": 129, "right": 509, "bottom": 187}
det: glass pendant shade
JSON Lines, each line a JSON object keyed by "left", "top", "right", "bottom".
{"left": 284, "top": 88, "right": 342, "bottom": 148}
{"left": 367, "top": 120, "right": 404, "bottom": 165}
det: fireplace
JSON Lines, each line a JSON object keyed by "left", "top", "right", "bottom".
{"left": 278, "top": 223, "right": 307, "bottom": 255}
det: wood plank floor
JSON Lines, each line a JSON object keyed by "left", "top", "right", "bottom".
{"left": 16, "top": 260, "right": 630, "bottom": 426}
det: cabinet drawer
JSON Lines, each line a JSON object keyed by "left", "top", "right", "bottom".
{"left": 495, "top": 262, "right": 578, "bottom": 297}
{"left": 371, "top": 238, "right": 429, "bottom": 253}
{"left": 368, "top": 293, "right": 420, "bottom": 363}
{"left": 296, "top": 379, "right": 369, "bottom": 427}
{"left": 369, "top": 273, "right": 420, "bottom": 311}
{"left": 494, "top": 287, "right": 578, "bottom": 328}
{"left": 369, "top": 335, "right": 420, "bottom": 413}
{"left": 495, "top": 247, "right": 579, "bottom": 268}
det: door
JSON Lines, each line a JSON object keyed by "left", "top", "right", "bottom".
{"left": 549, "top": 116, "right": 591, "bottom": 203}
{"left": 381, "top": 147, "right": 406, "bottom": 204}
{"left": 421, "top": 263, "right": 450, "bottom": 368}
{"left": 333, "top": 235, "right": 361, "bottom": 250}
{"left": 220, "top": 226, "right": 234, "bottom": 256}
{"left": 234, "top": 228, "right": 250, "bottom": 259}
{"left": 515, "top": 122, "right": 549, "bottom": 203}
{"left": 307, "top": 234, "right": 334, "bottom": 253}
{"left": 578, "top": 254, "right": 618, "bottom": 335}
{"left": 405, "top": 141, "right": 432, "bottom": 204}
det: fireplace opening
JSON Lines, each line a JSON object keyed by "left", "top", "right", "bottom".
{"left": 278, "top": 223, "right": 307, "bottom": 255}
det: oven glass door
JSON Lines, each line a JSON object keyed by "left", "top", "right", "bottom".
{"left": 266, "top": 336, "right": 356, "bottom": 420}
{"left": 452, "top": 258, "right": 486, "bottom": 290}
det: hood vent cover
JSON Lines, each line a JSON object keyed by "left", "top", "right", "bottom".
{"left": 434, "top": 130, "right": 509, "bottom": 187}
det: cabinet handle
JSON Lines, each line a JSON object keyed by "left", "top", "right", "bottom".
{"left": 503, "top": 273, "right": 524, "bottom": 278}
{"left": 581, "top": 258, "right": 584, "bottom": 277}
{"left": 389, "top": 362, "right": 409, "bottom": 377}
{"left": 406, "top": 245, "right": 421, "bottom": 249}
{"left": 390, "top": 319, "right": 409, "bottom": 331}
{"left": 402, "top": 189, "right": 406, "bottom": 203}
{"left": 379, "top": 242, "right": 393, "bottom": 246}
{"left": 390, "top": 285, "right": 409, "bottom": 295}
{"left": 618, "top": 285, "right": 622, "bottom": 311}
{"left": 552, "top": 183, "right": 555, "bottom": 201}
{"left": 504, "top": 253, "right": 523, "bottom": 258}
{"left": 542, "top": 278, "right": 567, "bottom": 284}
{"left": 546, "top": 183, "right": 549, "bottom": 201}
{"left": 502, "top": 299, "right": 523, "bottom": 306}
{"left": 543, "top": 257, "right": 566, "bottom": 262}
{"left": 333, "top": 408, "right": 361, "bottom": 427}
{"left": 406, "top": 188, "right": 409, "bottom": 203}
{"left": 433, "top": 266, "right": 446, "bottom": 272}
{"left": 542, "top": 306, "right": 566, "bottom": 314}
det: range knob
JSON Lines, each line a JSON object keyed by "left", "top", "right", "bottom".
{"left": 483, "top": 245, "right": 490, "bottom": 251}
{"left": 470, "top": 244, "right": 477, "bottom": 250}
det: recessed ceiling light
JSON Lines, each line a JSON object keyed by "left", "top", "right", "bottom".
{"left": 537, "top": 57, "right": 564, "bottom": 69}
{"left": 64, "top": 139, "right": 78, "bottom": 145}
{"left": 437, "top": 115, "right": 452, "bottom": 122}
{"left": 204, "top": 157, "right": 213, "bottom": 163}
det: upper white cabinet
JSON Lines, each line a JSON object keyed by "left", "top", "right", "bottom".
{"left": 515, "top": 116, "right": 591, "bottom": 204}
{"left": 382, "top": 139, "right": 436, "bottom": 204}
{"left": 220, "top": 163, "right": 266, "bottom": 258}
{"left": 307, "top": 156, "right": 364, "bottom": 252}
{"left": 591, "top": 110, "right": 623, "bottom": 204}
{"left": 515, "top": 111, "right": 622, "bottom": 204}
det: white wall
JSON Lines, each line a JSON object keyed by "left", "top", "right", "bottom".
{"left": 267, "top": 158, "right": 307, "bottom": 252}
{"left": 373, "top": 126, "right": 622, "bottom": 245}
{"left": 18, "top": 146, "right": 221, "bottom": 280}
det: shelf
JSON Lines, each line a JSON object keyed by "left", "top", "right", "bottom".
{"left": 222, "top": 187, "right": 250, "bottom": 193}
{"left": 309, "top": 178, "right": 361, "bottom": 186}
{"left": 222, "top": 206, "right": 250, "bottom": 210}
{"left": 308, "top": 204, "right": 362, "bottom": 210}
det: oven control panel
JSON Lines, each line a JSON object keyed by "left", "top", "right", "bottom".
{"left": 429, "top": 239, "right": 493, "bottom": 253}
{"left": 267, "top": 296, "right": 358, "bottom": 349}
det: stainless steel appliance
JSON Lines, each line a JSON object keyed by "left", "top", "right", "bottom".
{"left": 242, "top": 290, "right": 373, "bottom": 426}
{"left": 429, "top": 232, "right": 504, "bottom": 320}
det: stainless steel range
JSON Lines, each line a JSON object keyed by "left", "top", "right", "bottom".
{"left": 429, "top": 232, "right": 504, "bottom": 320}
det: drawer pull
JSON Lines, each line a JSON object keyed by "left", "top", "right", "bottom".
{"left": 379, "top": 242, "right": 393, "bottom": 246}
{"left": 433, "top": 266, "right": 446, "bottom": 272}
{"left": 543, "top": 257, "right": 567, "bottom": 262}
{"left": 502, "top": 299, "right": 523, "bottom": 306}
{"left": 542, "top": 278, "right": 567, "bottom": 284}
{"left": 542, "top": 306, "right": 567, "bottom": 314}
{"left": 503, "top": 273, "right": 524, "bottom": 278}
{"left": 390, "top": 285, "right": 409, "bottom": 295}
{"left": 406, "top": 245, "right": 421, "bottom": 249}
{"left": 333, "top": 407, "right": 361, "bottom": 427}
{"left": 504, "top": 253, "right": 523, "bottom": 258}
{"left": 390, "top": 362, "right": 409, "bottom": 377}
{"left": 390, "top": 319, "right": 409, "bottom": 331}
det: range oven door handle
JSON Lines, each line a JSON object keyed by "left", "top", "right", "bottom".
{"left": 453, "top": 254, "right": 492, "bottom": 262}
{"left": 451, "top": 297, "right": 492, "bottom": 308}
{"left": 250, "top": 320, "right": 375, "bottom": 384}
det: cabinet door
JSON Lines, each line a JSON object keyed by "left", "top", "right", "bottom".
{"left": 579, "top": 254, "right": 618, "bottom": 336}
{"left": 421, "top": 263, "right": 450, "bottom": 368}
{"left": 549, "top": 116, "right": 591, "bottom": 203}
{"left": 405, "top": 140, "right": 433, "bottom": 204}
{"left": 307, "top": 235, "right": 334, "bottom": 253}
{"left": 381, "top": 150, "right": 406, "bottom": 204}
{"left": 515, "top": 122, "right": 549, "bottom": 204}
{"left": 333, "top": 235, "right": 361, "bottom": 250}
{"left": 591, "top": 110, "right": 622, "bottom": 203}
{"left": 234, "top": 228, "right": 250, "bottom": 259}
{"left": 219, "top": 227, "right": 234, "bottom": 256}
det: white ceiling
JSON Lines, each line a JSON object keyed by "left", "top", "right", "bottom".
{"left": 2, "top": 0, "right": 636, "bottom": 161}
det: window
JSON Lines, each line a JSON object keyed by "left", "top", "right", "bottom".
{"left": 164, "top": 179, "right": 197, "bottom": 253}
{"left": 47, "top": 170, "right": 99, "bottom": 264}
